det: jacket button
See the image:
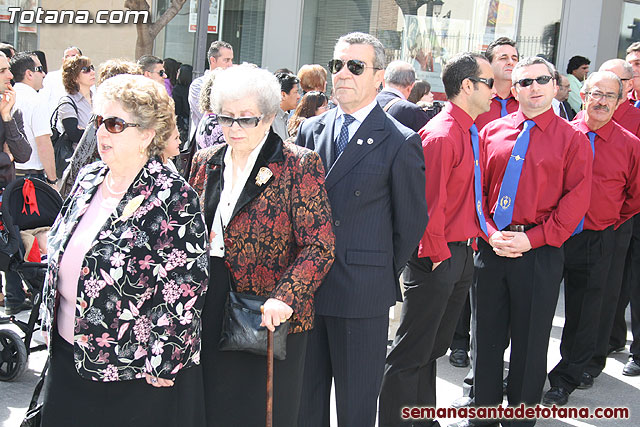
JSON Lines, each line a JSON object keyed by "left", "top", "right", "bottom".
{"left": 334, "top": 220, "right": 341, "bottom": 227}
{"left": 354, "top": 190, "right": 361, "bottom": 196}
{"left": 224, "top": 238, "right": 232, "bottom": 246}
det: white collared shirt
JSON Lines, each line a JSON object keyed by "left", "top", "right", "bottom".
{"left": 332, "top": 98, "right": 378, "bottom": 147}
{"left": 209, "top": 135, "right": 268, "bottom": 257}
{"left": 13, "top": 82, "right": 52, "bottom": 171}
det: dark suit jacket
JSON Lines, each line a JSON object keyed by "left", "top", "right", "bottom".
{"left": 188, "top": 131, "right": 336, "bottom": 333}
{"left": 296, "top": 104, "right": 428, "bottom": 318}
{"left": 376, "top": 90, "right": 430, "bottom": 132}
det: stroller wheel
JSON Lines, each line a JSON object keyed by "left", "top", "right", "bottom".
{"left": 0, "top": 329, "right": 28, "bottom": 381}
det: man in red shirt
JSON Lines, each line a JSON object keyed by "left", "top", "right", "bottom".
{"left": 378, "top": 52, "right": 494, "bottom": 427}
{"left": 474, "top": 37, "right": 519, "bottom": 130}
{"left": 463, "top": 57, "right": 592, "bottom": 426}
{"left": 626, "top": 42, "right": 640, "bottom": 105}
{"left": 543, "top": 71, "right": 640, "bottom": 406}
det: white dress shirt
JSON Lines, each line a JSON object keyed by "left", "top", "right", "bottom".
{"left": 332, "top": 98, "right": 378, "bottom": 148}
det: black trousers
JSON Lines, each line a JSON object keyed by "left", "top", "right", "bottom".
{"left": 548, "top": 227, "right": 615, "bottom": 392}
{"left": 586, "top": 221, "right": 633, "bottom": 376}
{"left": 611, "top": 215, "right": 640, "bottom": 360}
{"left": 298, "top": 313, "right": 389, "bottom": 427}
{"left": 473, "top": 239, "right": 563, "bottom": 427}
{"left": 201, "top": 257, "right": 309, "bottom": 427}
{"left": 379, "top": 243, "right": 474, "bottom": 427}
{"left": 451, "top": 294, "right": 472, "bottom": 352}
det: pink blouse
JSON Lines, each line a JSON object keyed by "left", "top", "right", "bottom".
{"left": 56, "top": 184, "right": 121, "bottom": 343}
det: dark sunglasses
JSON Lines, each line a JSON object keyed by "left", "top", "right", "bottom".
{"left": 514, "top": 75, "right": 553, "bottom": 87}
{"left": 95, "top": 115, "right": 141, "bottom": 133}
{"left": 33, "top": 65, "right": 45, "bottom": 73}
{"left": 217, "top": 115, "right": 263, "bottom": 128}
{"left": 469, "top": 76, "right": 494, "bottom": 89}
{"left": 156, "top": 69, "right": 166, "bottom": 77}
{"left": 81, "top": 64, "right": 95, "bottom": 73}
{"left": 328, "top": 59, "right": 380, "bottom": 76}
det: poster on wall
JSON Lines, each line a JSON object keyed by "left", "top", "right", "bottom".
{"left": 189, "top": 0, "right": 219, "bottom": 34}
{"left": 401, "top": 15, "right": 471, "bottom": 94}
{"left": 477, "top": 0, "right": 520, "bottom": 51}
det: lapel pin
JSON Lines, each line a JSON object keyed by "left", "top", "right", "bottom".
{"left": 357, "top": 139, "right": 363, "bottom": 145}
{"left": 367, "top": 138, "right": 374, "bottom": 145}
{"left": 255, "top": 167, "right": 273, "bottom": 186}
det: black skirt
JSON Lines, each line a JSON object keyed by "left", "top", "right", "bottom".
{"left": 41, "top": 328, "right": 205, "bottom": 427}
{"left": 201, "top": 257, "right": 309, "bottom": 426}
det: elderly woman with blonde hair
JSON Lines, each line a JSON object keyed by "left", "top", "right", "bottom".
{"left": 40, "top": 74, "right": 209, "bottom": 427}
{"left": 189, "top": 64, "right": 335, "bottom": 426}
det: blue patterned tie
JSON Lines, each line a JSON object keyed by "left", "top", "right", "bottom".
{"left": 497, "top": 98, "right": 510, "bottom": 117}
{"left": 572, "top": 131, "right": 596, "bottom": 235}
{"left": 635, "top": 100, "right": 640, "bottom": 109}
{"left": 469, "top": 124, "right": 488, "bottom": 235}
{"left": 335, "top": 114, "right": 355, "bottom": 157}
{"left": 493, "top": 120, "right": 536, "bottom": 230}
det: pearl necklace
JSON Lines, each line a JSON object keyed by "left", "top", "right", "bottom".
{"left": 104, "top": 172, "right": 128, "bottom": 196}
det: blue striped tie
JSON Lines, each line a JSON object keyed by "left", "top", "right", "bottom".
{"left": 470, "top": 124, "right": 488, "bottom": 235}
{"left": 572, "top": 131, "right": 596, "bottom": 235}
{"left": 335, "top": 114, "right": 355, "bottom": 157}
{"left": 493, "top": 120, "right": 536, "bottom": 230}
{"left": 497, "top": 98, "right": 510, "bottom": 117}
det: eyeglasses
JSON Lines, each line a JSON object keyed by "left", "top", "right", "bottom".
{"left": 514, "top": 75, "right": 553, "bottom": 87}
{"left": 468, "top": 76, "right": 494, "bottom": 89}
{"left": 33, "top": 65, "right": 44, "bottom": 73}
{"left": 586, "top": 91, "right": 619, "bottom": 102}
{"left": 328, "top": 59, "right": 380, "bottom": 76}
{"left": 217, "top": 115, "right": 263, "bottom": 128}
{"left": 95, "top": 115, "right": 141, "bottom": 133}
{"left": 80, "top": 65, "right": 95, "bottom": 73}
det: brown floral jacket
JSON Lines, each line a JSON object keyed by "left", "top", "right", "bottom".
{"left": 189, "top": 130, "right": 335, "bottom": 333}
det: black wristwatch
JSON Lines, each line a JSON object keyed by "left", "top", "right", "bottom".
{"left": 45, "top": 176, "right": 57, "bottom": 184}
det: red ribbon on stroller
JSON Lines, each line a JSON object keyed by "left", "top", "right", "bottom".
{"left": 22, "top": 178, "right": 40, "bottom": 216}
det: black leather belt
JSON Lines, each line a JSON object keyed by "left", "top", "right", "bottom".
{"left": 507, "top": 224, "right": 535, "bottom": 232}
{"left": 451, "top": 238, "right": 475, "bottom": 246}
{"left": 15, "top": 169, "right": 45, "bottom": 175}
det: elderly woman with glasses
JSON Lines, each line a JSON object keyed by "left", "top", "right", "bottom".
{"left": 188, "top": 64, "right": 335, "bottom": 426}
{"left": 40, "top": 74, "right": 209, "bottom": 427}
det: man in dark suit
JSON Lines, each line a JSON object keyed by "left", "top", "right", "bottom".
{"left": 376, "top": 60, "right": 431, "bottom": 132}
{"left": 296, "top": 32, "right": 428, "bottom": 426}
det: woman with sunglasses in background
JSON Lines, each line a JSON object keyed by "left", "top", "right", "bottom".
{"left": 188, "top": 64, "right": 335, "bottom": 426}
{"left": 40, "top": 74, "right": 209, "bottom": 427}
{"left": 286, "top": 90, "right": 329, "bottom": 139}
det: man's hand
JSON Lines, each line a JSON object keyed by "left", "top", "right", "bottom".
{"left": 432, "top": 261, "right": 442, "bottom": 271}
{"left": 3, "top": 143, "right": 13, "bottom": 162}
{"left": 489, "top": 231, "right": 532, "bottom": 257}
{"left": 0, "top": 85, "right": 16, "bottom": 121}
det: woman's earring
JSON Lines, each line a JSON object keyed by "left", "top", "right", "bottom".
{"left": 139, "top": 145, "right": 145, "bottom": 158}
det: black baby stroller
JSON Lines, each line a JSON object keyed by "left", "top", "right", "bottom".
{"left": 0, "top": 178, "right": 62, "bottom": 381}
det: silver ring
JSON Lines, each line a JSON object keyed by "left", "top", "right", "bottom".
{"left": 151, "top": 378, "right": 157, "bottom": 383}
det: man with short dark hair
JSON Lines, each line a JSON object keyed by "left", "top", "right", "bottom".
{"left": 567, "top": 55, "right": 591, "bottom": 113}
{"left": 455, "top": 57, "right": 592, "bottom": 427}
{"left": 626, "top": 42, "right": 640, "bottom": 105}
{"left": 553, "top": 73, "right": 575, "bottom": 120}
{"left": 376, "top": 60, "right": 431, "bottom": 132}
{"left": 475, "top": 37, "right": 519, "bottom": 130}
{"left": 378, "top": 52, "right": 493, "bottom": 426}
{"left": 273, "top": 72, "right": 300, "bottom": 141}
{"left": 188, "top": 41, "right": 233, "bottom": 133}
{"left": 137, "top": 55, "right": 165, "bottom": 85}
{"left": 296, "top": 32, "right": 428, "bottom": 426}
{"left": 544, "top": 71, "right": 640, "bottom": 406}
{"left": 0, "top": 51, "right": 33, "bottom": 316}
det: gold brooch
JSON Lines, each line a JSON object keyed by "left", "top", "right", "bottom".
{"left": 115, "top": 195, "right": 145, "bottom": 223}
{"left": 255, "top": 167, "right": 273, "bottom": 186}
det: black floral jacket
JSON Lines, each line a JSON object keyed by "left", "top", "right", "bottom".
{"left": 42, "top": 157, "right": 209, "bottom": 382}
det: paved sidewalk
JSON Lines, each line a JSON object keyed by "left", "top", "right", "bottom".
{"left": 1, "top": 288, "right": 639, "bottom": 426}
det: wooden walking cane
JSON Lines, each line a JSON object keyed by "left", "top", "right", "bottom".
{"left": 266, "top": 328, "right": 274, "bottom": 427}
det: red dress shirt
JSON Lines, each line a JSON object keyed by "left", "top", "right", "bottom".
{"left": 475, "top": 96, "right": 519, "bottom": 130}
{"left": 417, "top": 102, "right": 481, "bottom": 262}
{"left": 572, "top": 117, "right": 640, "bottom": 229}
{"left": 480, "top": 108, "right": 592, "bottom": 248}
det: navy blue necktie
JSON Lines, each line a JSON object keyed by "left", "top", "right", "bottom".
{"left": 635, "top": 100, "right": 640, "bottom": 109}
{"left": 335, "top": 114, "right": 355, "bottom": 157}
{"left": 497, "top": 98, "right": 510, "bottom": 117}
{"left": 469, "top": 124, "right": 488, "bottom": 235}
{"left": 572, "top": 131, "right": 596, "bottom": 235}
{"left": 493, "top": 120, "right": 536, "bottom": 230}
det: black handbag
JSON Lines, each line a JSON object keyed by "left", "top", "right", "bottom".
{"left": 218, "top": 273, "right": 289, "bottom": 360}
{"left": 175, "top": 130, "right": 197, "bottom": 180}
{"left": 50, "top": 96, "right": 78, "bottom": 179}
{"left": 21, "top": 357, "right": 49, "bottom": 427}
